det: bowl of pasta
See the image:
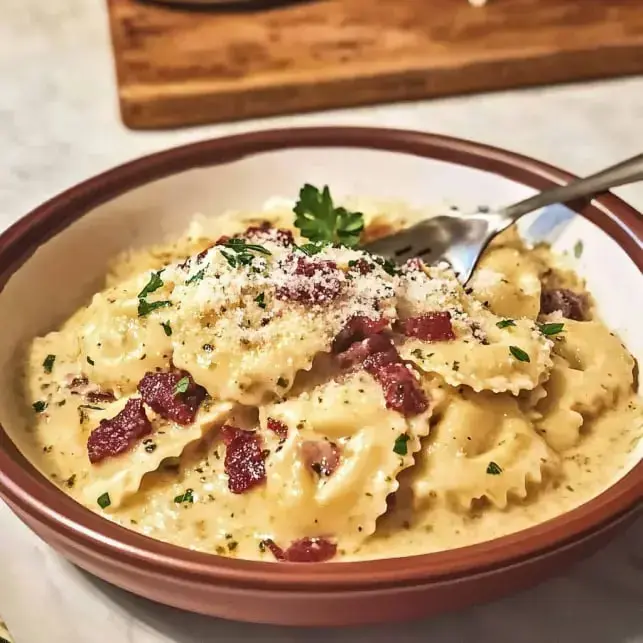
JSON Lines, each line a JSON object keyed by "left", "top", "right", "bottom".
{"left": 0, "top": 127, "right": 640, "bottom": 626}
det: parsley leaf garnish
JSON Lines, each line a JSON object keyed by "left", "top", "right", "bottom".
{"left": 539, "top": 322, "right": 565, "bottom": 336}
{"left": 293, "top": 184, "right": 364, "bottom": 247}
{"left": 138, "top": 299, "right": 171, "bottom": 317}
{"left": 486, "top": 461, "right": 503, "bottom": 475}
{"left": 97, "top": 492, "right": 111, "bottom": 509}
{"left": 255, "top": 292, "right": 266, "bottom": 309}
{"left": 174, "top": 488, "right": 194, "bottom": 504}
{"left": 174, "top": 376, "right": 190, "bottom": 395}
{"left": 87, "top": 356, "right": 95, "bottom": 366}
{"left": 509, "top": 345, "right": 530, "bottom": 362}
{"left": 296, "top": 242, "right": 328, "bottom": 256}
{"left": 43, "top": 354, "right": 56, "bottom": 373}
{"left": 496, "top": 319, "right": 516, "bottom": 328}
{"left": 138, "top": 270, "right": 164, "bottom": 298}
{"left": 393, "top": 433, "right": 410, "bottom": 456}
{"left": 374, "top": 256, "right": 401, "bottom": 276}
{"left": 161, "top": 321, "right": 173, "bottom": 336}
{"left": 219, "top": 238, "right": 271, "bottom": 269}
{"left": 32, "top": 400, "right": 47, "bottom": 413}
{"left": 185, "top": 269, "right": 205, "bottom": 285}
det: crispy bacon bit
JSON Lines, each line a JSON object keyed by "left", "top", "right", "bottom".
{"left": 337, "top": 333, "right": 397, "bottom": 370}
{"left": 348, "top": 258, "right": 373, "bottom": 275}
{"left": 332, "top": 315, "right": 389, "bottom": 353}
{"left": 86, "top": 390, "right": 116, "bottom": 404}
{"left": 196, "top": 243, "right": 216, "bottom": 262}
{"left": 87, "top": 398, "right": 152, "bottom": 464}
{"left": 337, "top": 333, "right": 428, "bottom": 416}
{"left": 267, "top": 417, "right": 288, "bottom": 440}
{"left": 263, "top": 537, "right": 337, "bottom": 562}
{"left": 401, "top": 312, "right": 456, "bottom": 342}
{"left": 137, "top": 370, "right": 206, "bottom": 425}
{"left": 540, "top": 288, "right": 588, "bottom": 321}
{"left": 68, "top": 376, "right": 89, "bottom": 393}
{"left": 221, "top": 425, "right": 266, "bottom": 494}
{"left": 242, "top": 222, "right": 294, "bottom": 247}
{"left": 275, "top": 256, "right": 343, "bottom": 305}
{"left": 372, "top": 363, "right": 428, "bottom": 416}
{"left": 302, "top": 440, "right": 341, "bottom": 476}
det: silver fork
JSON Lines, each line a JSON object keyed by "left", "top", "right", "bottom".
{"left": 363, "top": 153, "right": 643, "bottom": 283}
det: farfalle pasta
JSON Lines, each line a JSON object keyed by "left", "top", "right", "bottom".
{"left": 20, "top": 190, "right": 641, "bottom": 562}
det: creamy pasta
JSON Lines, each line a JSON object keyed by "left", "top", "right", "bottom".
{"left": 20, "top": 192, "right": 641, "bottom": 563}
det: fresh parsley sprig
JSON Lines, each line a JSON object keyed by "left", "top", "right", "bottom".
{"left": 293, "top": 184, "right": 364, "bottom": 248}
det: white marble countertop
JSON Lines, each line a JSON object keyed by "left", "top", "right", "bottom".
{"left": 1, "top": 1, "right": 642, "bottom": 641}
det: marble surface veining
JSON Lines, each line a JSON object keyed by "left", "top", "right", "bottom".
{"left": 1, "top": 1, "right": 642, "bottom": 641}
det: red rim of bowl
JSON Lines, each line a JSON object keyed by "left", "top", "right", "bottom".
{"left": 0, "top": 126, "right": 641, "bottom": 592}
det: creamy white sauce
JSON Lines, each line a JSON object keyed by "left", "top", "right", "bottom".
{"left": 19, "top": 207, "right": 642, "bottom": 562}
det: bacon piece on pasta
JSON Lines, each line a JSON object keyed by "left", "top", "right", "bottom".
{"left": 87, "top": 398, "right": 152, "bottom": 464}
{"left": 400, "top": 312, "right": 455, "bottom": 342}
{"left": 263, "top": 537, "right": 337, "bottom": 562}
{"left": 221, "top": 425, "right": 266, "bottom": 494}
{"left": 137, "top": 370, "right": 206, "bottom": 426}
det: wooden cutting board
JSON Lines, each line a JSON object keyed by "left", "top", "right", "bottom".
{"left": 107, "top": 0, "right": 643, "bottom": 130}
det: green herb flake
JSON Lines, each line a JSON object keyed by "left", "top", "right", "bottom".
{"left": 186, "top": 269, "right": 205, "bottom": 285}
{"left": 376, "top": 257, "right": 401, "bottom": 276}
{"left": 255, "top": 292, "right": 266, "bottom": 309}
{"left": 539, "top": 322, "right": 565, "bottom": 336}
{"left": 174, "top": 488, "right": 194, "bottom": 504}
{"left": 138, "top": 270, "right": 164, "bottom": 298}
{"left": 411, "top": 348, "right": 424, "bottom": 359}
{"left": 87, "top": 356, "right": 95, "bottom": 366}
{"left": 32, "top": 400, "right": 47, "bottom": 413}
{"left": 297, "top": 242, "right": 327, "bottom": 256}
{"left": 293, "top": 184, "right": 364, "bottom": 247}
{"left": 393, "top": 433, "right": 410, "bottom": 456}
{"left": 161, "top": 321, "right": 173, "bottom": 336}
{"left": 496, "top": 319, "right": 516, "bottom": 329}
{"left": 138, "top": 299, "right": 172, "bottom": 317}
{"left": 43, "top": 354, "right": 56, "bottom": 373}
{"left": 97, "top": 492, "right": 111, "bottom": 509}
{"left": 509, "top": 345, "right": 530, "bottom": 362}
{"left": 574, "top": 240, "right": 584, "bottom": 258}
{"left": 486, "top": 461, "right": 503, "bottom": 475}
{"left": 174, "top": 376, "right": 190, "bottom": 395}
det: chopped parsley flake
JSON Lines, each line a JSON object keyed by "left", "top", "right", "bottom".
{"left": 375, "top": 256, "right": 401, "bottom": 276}
{"left": 393, "top": 433, "right": 410, "bottom": 456}
{"left": 32, "top": 400, "right": 47, "bottom": 413}
{"left": 185, "top": 269, "right": 205, "bottom": 285}
{"left": 43, "top": 354, "right": 56, "bottom": 373}
{"left": 138, "top": 270, "right": 164, "bottom": 298}
{"left": 220, "top": 238, "right": 271, "bottom": 269}
{"left": 539, "top": 322, "right": 565, "bottom": 336}
{"left": 174, "top": 488, "right": 194, "bottom": 504}
{"left": 574, "top": 240, "right": 584, "bottom": 258}
{"left": 97, "top": 492, "right": 111, "bottom": 509}
{"left": 255, "top": 292, "right": 266, "bottom": 309}
{"left": 138, "top": 299, "right": 171, "bottom": 317}
{"left": 297, "top": 242, "right": 327, "bottom": 256}
{"left": 87, "top": 356, "right": 95, "bottom": 366}
{"left": 161, "top": 321, "right": 173, "bottom": 336}
{"left": 509, "top": 345, "right": 530, "bottom": 362}
{"left": 411, "top": 348, "right": 424, "bottom": 359}
{"left": 486, "top": 461, "right": 503, "bottom": 475}
{"left": 293, "top": 184, "right": 364, "bottom": 247}
{"left": 496, "top": 319, "right": 516, "bottom": 328}
{"left": 174, "top": 376, "right": 190, "bottom": 395}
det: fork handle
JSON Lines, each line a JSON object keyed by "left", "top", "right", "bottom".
{"left": 501, "top": 153, "right": 643, "bottom": 221}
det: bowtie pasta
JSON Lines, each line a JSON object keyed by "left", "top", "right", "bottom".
{"left": 20, "top": 192, "right": 641, "bottom": 563}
